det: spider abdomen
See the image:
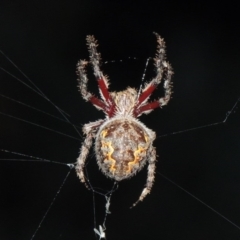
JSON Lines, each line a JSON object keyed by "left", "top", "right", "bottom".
{"left": 95, "top": 116, "right": 155, "bottom": 181}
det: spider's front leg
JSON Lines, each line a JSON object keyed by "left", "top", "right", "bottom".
{"left": 86, "top": 35, "right": 115, "bottom": 116}
{"left": 77, "top": 37, "right": 115, "bottom": 117}
{"left": 132, "top": 146, "right": 156, "bottom": 207}
{"left": 76, "top": 120, "right": 103, "bottom": 188}
{"left": 134, "top": 33, "right": 173, "bottom": 116}
{"left": 76, "top": 60, "right": 107, "bottom": 111}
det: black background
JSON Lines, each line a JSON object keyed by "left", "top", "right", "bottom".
{"left": 1, "top": 1, "right": 240, "bottom": 240}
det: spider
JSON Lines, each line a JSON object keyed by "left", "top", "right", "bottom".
{"left": 76, "top": 32, "right": 173, "bottom": 207}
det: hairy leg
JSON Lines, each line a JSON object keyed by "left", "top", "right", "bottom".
{"left": 86, "top": 35, "right": 115, "bottom": 114}
{"left": 132, "top": 146, "right": 156, "bottom": 207}
{"left": 134, "top": 33, "right": 173, "bottom": 116}
{"left": 76, "top": 120, "right": 103, "bottom": 188}
{"left": 76, "top": 60, "right": 108, "bottom": 112}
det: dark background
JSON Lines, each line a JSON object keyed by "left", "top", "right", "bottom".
{"left": 0, "top": 1, "right": 240, "bottom": 239}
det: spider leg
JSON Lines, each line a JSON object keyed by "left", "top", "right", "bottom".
{"left": 135, "top": 62, "right": 173, "bottom": 115}
{"left": 76, "top": 120, "right": 103, "bottom": 188}
{"left": 132, "top": 146, "right": 156, "bottom": 208}
{"left": 134, "top": 33, "right": 173, "bottom": 117}
{"left": 76, "top": 59, "right": 108, "bottom": 112}
{"left": 76, "top": 131, "right": 94, "bottom": 189}
{"left": 86, "top": 35, "right": 115, "bottom": 116}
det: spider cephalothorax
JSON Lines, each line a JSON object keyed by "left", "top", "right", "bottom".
{"left": 76, "top": 33, "right": 173, "bottom": 206}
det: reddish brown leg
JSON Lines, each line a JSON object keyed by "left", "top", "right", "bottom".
{"left": 134, "top": 33, "right": 173, "bottom": 117}
{"left": 76, "top": 60, "right": 109, "bottom": 113}
{"left": 86, "top": 35, "right": 115, "bottom": 116}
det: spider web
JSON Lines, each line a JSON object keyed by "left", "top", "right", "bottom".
{"left": 1, "top": 0, "right": 240, "bottom": 238}
{"left": 1, "top": 48, "right": 240, "bottom": 240}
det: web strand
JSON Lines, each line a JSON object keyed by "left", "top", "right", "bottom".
{"left": 137, "top": 57, "right": 151, "bottom": 99}
{"left": 157, "top": 171, "right": 240, "bottom": 231}
{"left": 0, "top": 112, "right": 80, "bottom": 141}
{"left": 0, "top": 93, "right": 81, "bottom": 127}
{"left": 84, "top": 159, "right": 118, "bottom": 239}
{"left": 157, "top": 96, "right": 240, "bottom": 139}
{"left": 1, "top": 52, "right": 240, "bottom": 239}
{"left": 0, "top": 50, "right": 82, "bottom": 138}
{"left": 92, "top": 182, "right": 118, "bottom": 240}
{"left": 30, "top": 165, "right": 74, "bottom": 240}
{"left": 0, "top": 149, "right": 74, "bottom": 166}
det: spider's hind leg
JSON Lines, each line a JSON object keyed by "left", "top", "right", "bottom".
{"left": 76, "top": 120, "right": 103, "bottom": 189}
{"left": 131, "top": 146, "right": 156, "bottom": 208}
{"left": 76, "top": 131, "right": 94, "bottom": 189}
